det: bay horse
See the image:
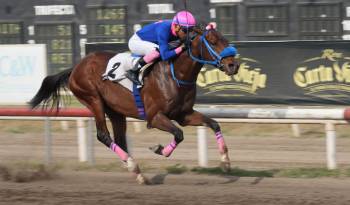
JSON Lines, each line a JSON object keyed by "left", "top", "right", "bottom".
{"left": 30, "top": 27, "right": 240, "bottom": 184}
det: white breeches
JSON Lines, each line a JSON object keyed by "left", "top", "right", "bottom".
{"left": 128, "top": 33, "right": 159, "bottom": 56}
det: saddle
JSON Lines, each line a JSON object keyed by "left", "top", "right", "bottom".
{"left": 102, "top": 52, "right": 154, "bottom": 91}
{"left": 102, "top": 40, "right": 181, "bottom": 91}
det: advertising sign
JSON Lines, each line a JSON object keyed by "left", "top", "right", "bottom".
{"left": 0, "top": 44, "right": 47, "bottom": 104}
{"left": 86, "top": 41, "right": 350, "bottom": 105}
{"left": 196, "top": 41, "right": 350, "bottom": 105}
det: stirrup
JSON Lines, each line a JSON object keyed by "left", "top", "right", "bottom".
{"left": 126, "top": 71, "right": 141, "bottom": 85}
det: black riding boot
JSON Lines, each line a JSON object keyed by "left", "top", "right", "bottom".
{"left": 126, "top": 58, "right": 146, "bottom": 85}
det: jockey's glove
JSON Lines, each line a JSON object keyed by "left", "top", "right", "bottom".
{"left": 175, "top": 44, "right": 188, "bottom": 55}
{"left": 175, "top": 46, "right": 183, "bottom": 55}
{"left": 181, "top": 43, "right": 188, "bottom": 51}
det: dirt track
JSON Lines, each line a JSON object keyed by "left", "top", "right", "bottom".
{"left": 1, "top": 171, "right": 350, "bottom": 205}
{"left": 1, "top": 121, "right": 350, "bottom": 204}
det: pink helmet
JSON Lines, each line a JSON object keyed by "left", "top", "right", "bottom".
{"left": 172, "top": 11, "right": 196, "bottom": 27}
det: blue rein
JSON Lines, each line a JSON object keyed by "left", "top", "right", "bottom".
{"left": 188, "top": 30, "right": 237, "bottom": 68}
{"left": 171, "top": 30, "right": 237, "bottom": 87}
{"left": 170, "top": 61, "right": 196, "bottom": 87}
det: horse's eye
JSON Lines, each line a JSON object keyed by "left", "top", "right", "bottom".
{"left": 207, "top": 36, "right": 218, "bottom": 45}
{"left": 209, "top": 39, "right": 217, "bottom": 46}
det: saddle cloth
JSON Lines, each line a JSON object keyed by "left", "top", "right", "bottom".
{"left": 102, "top": 52, "right": 153, "bottom": 91}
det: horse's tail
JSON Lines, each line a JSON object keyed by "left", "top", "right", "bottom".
{"left": 29, "top": 68, "right": 73, "bottom": 110}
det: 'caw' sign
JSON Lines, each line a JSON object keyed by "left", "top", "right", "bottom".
{"left": 0, "top": 44, "right": 47, "bottom": 105}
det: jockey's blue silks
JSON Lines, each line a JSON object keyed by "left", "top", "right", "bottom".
{"left": 136, "top": 21, "right": 179, "bottom": 61}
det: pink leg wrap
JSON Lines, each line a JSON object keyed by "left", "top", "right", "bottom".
{"left": 216, "top": 131, "right": 227, "bottom": 154}
{"left": 161, "top": 140, "right": 177, "bottom": 157}
{"left": 143, "top": 50, "right": 160, "bottom": 63}
{"left": 110, "top": 142, "right": 129, "bottom": 161}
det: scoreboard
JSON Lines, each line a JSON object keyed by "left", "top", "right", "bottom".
{"left": 35, "top": 24, "right": 74, "bottom": 73}
{"left": 0, "top": 1, "right": 132, "bottom": 74}
{"left": 0, "top": 22, "right": 23, "bottom": 44}
{"left": 87, "top": 7, "right": 127, "bottom": 42}
{"left": 0, "top": 0, "right": 347, "bottom": 74}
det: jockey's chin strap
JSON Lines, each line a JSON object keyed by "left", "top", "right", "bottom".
{"left": 188, "top": 30, "right": 237, "bottom": 69}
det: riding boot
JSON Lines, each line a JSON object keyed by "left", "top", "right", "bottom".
{"left": 126, "top": 58, "right": 146, "bottom": 85}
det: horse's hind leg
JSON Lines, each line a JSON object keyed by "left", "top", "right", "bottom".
{"left": 105, "top": 110, "right": 128, "bottom": 152}
{"left": 149, "top": 112, "right": 183, "bottom": 157}
{"left": 106, "top": 109, "right": 148, "bottom": 184}
{"left": 76, "top": 97, "right": 128, "bottom": 160}
{"left": 75, "top": 96, "right": 147, "bottom": 184}
{"left": 178, "top": 111, "right": 231, "bottom": 172}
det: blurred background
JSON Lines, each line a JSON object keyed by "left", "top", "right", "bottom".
{"left": 1, "top": 1, "right": 350, "bottom": 204}
{"left": 0, "top": 0, "right": 349, "bottom": 74}
{"left": 0, "top": 0, "right": 349, "bottom": 176}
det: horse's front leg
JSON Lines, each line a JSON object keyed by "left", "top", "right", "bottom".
{"left": 178, "top": 110, "right": 231, "bottom": 172}
{"left": 149, "top": 112, "right": 183, "bottom": 157}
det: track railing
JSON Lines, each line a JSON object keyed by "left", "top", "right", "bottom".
{"left": 1, "top": 107, "right": 349, "bottom": 169}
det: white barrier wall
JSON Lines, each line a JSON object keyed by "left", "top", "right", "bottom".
{"left": 0, "top": 44, "right": 47, "bottom": 104}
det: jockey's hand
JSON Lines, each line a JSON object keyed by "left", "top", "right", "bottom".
{"left": 175, "top": 44, "right": 188, "bottom": 55}
{"left": 181, "top": 43, "right": 188, "bottom": 51}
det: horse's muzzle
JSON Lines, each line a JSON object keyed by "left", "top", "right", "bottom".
{"left": 224, "top": 62, "right": 240, "bottom": 76}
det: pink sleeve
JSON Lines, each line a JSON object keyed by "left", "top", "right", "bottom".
{"left": 175, "top": 47, "right": 183, "bottom": 55}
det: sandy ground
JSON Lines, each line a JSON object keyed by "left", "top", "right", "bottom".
{"left": 0, "top": 120, "right": 350, "bottom": 204}
{"left": 1, "top": 171, "right": 350, "bottom": 205}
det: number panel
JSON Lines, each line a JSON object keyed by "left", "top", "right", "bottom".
{"left": 35, "top": 23, "right": 75, "bottom": 73}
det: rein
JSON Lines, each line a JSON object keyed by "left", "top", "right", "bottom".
{"left": 169, "top": 61, "right": 196, "bottom": 87}
{"left": 188, "top": 30, "right": 237, "bottom": 68}
{"left": 170, "top": 29, "right": 237, "bottom": 87}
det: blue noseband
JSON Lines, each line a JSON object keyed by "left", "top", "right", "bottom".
{"left": 188, "top": 30, "right": 237, "bottom": 68}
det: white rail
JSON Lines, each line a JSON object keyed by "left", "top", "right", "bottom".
{"left": 1, "top": 107, "right": 349, "bottom": 169}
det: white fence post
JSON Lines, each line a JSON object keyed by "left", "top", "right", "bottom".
{"left": 291, "top": 124, "right": 301, "bottom": 137}
{"left": 325, "top": 122, "right": 337, "bottom": 169}
{"left": 0, "top": 107, "right": 347, "bottom": 170}
{"left": 132, "top": 122, "right": 142, "bottom": 133}
{"left": 77, "top": 118, "right": 88, "bottom": 162}
{"left": 87, "top": 118, "right": 95, "bottom": 165}
{"left": 289, "top": 106, "right": 301, "bottom": 137}
{"left": 197, "top": 126, "right": 208, "bottom": 167}
{"left": 44, "top": 117, "right": 52, "bottom": 164}
{"left": 60, "top": 121, "right": 69, "bottom": 131}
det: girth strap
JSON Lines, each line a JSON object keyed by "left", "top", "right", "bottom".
{"left": 132, "top": 84, "right": 146, "bottom": 120}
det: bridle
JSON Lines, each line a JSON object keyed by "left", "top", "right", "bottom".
{"left": 170, "top": 28, "right": 238, "bottom": 87}
{"left": 187, "top": 29, "right": 237, "bottom": 70}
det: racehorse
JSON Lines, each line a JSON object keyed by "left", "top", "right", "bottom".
{"left": 30, "top": 27, "right": 240, "bottom": 184}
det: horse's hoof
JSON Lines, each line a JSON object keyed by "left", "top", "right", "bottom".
{"left": 149, "top": 144, "right": 164, "bottom": 155}
{"left": 136, "top": 174, "right": 150, "bottom": 185}
{"left": 220, "top": 161, "right": 231, "bottom": 173}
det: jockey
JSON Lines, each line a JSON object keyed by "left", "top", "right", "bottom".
{"left": 126, "top": 10, "right": 197, "bottom": 85}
